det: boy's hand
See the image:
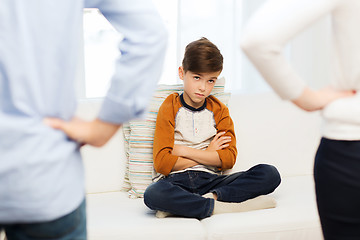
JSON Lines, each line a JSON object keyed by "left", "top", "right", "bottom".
{"left": 206, "top": 131, "right": 231, "bottom": 151}
{"left": 43, "top": 117, "right": 121, "bottom": 147}
{"left": 292, "top": 86, "right": 356, "bottom": 112}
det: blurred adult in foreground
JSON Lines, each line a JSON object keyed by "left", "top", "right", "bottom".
{"left": 241, "top": 0, "right": 360, "bottom": 239}
{"left": 0, "top": 0, "right": 167, "bottom": 239}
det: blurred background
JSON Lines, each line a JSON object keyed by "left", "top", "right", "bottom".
{"left": 81, "top": 0, "right": 331, "bottom": 99}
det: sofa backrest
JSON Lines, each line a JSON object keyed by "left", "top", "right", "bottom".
{"left": 228, "top": 93, "right": 321, "bottom": 177}
{"left": 77, "top": 92, "right": 322, "bottom": 194}
{"left": 76, "top": 99, "right": 127, "bottom": 194}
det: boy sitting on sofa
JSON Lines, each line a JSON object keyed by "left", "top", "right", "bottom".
{"left": 144, "top": 37, "right": 281, "bottom": 219}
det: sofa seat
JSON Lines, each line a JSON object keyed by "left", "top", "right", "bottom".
{"left": 86, "top": 192, "right": 206, "bottom": 240}
{"left": 202, "top": 175, "right": 322, "bottom": 240}
{"left": 86, "top": 175, "right": 322, "bottom": 240}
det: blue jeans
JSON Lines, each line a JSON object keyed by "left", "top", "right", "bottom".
{"left": 0, "top": 199, "right": 87, "bottom": 240}
{"left": 144, "top": 164, "right": 281, "bottom": 219}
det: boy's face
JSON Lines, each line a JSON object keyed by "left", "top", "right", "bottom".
{"left": 179, "top": 66, "right": 221, "bottom": 109}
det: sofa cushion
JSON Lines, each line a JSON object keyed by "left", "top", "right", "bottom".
{"left": 86, "top": 192, "right": 206, "bottom": 240}
{"left": 201, "top": 175, "right": 322, "bottom": 240}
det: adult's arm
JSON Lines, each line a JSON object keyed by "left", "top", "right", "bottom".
{"left": 241, "top": 0, "right": 353, "bottom": 111}
{"left": 46, "top": 0, "right": 168, "bottom": 146}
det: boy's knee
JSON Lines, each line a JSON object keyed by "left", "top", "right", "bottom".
{"left": 144, "top": 183, "right": 157, "bottom": 207}
{"left": 259, "top": 164, "right": 281, "bottom": 187}
{"left": 144, "top": 182, "right": 167, "bottom": 209}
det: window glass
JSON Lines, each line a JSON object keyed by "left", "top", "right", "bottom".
{"left": 82, "top": 1, "right": 281, "bottom": 98}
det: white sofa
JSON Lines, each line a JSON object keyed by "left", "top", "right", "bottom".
{"left": 79, "top": 92, "right": 324, "bottom": 240}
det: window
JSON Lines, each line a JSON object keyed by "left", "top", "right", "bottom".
{"left": 83, "top": 8, "right": 123, "bottom": 98}
{"left": 82, "top": 1, "right": 263, "bottom": 98}
{"left": 82, "top": 0, "right": 331, "bottom": 98}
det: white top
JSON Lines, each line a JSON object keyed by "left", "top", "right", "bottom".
{"left": 241, "top": 0, "right": 360, "bottom": 140}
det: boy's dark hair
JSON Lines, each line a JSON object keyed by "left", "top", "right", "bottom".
{"left": 182, "top": 37, "right": 223, "bottom": 73}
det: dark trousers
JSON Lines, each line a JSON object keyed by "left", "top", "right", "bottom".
{"left": 144, "top": 164, "right": 281, "bottom": 219}
{"left": 0, "top": 199, "right": 87, "bottom": 240}
{"left": 315, "top": 138, "right": 360, "bottom": 240}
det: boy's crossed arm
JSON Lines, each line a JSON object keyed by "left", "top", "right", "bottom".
{"left": 171, "top": 157, "right": 198, "bottom": 172}
{"left": 172, "top": 131, "right": 231, "bottom": 170}
{"left": 153, "top": 95, "right": 237, "bottom": 175}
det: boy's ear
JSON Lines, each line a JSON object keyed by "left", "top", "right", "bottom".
{"left": 178, "top": 66, "right": 184, "bottom": 80}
